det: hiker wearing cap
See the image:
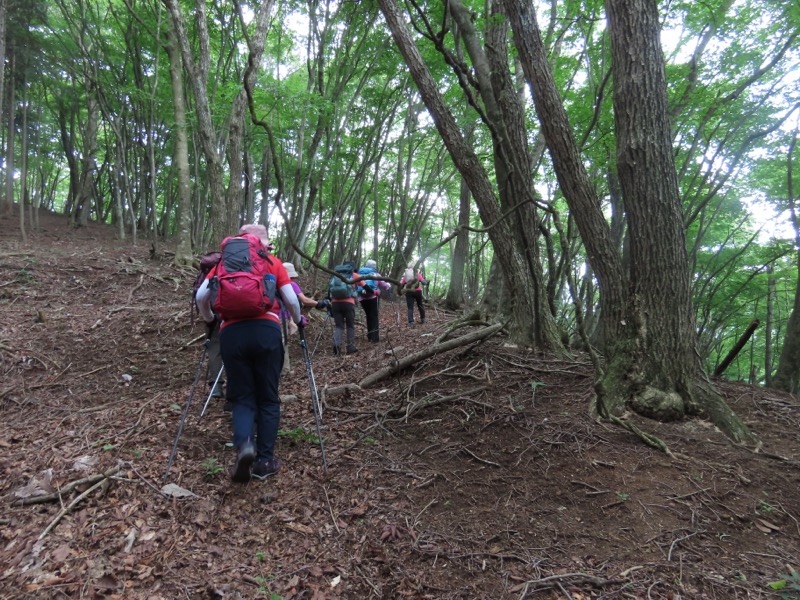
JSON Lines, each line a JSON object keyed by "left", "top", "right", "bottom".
{"left": 357, "top": 259, "right": 391, "bottom": 343}
{"left": 281, "top": 262, "right": 330, "bottom": 336}
{"left": 196, "top": 223, "right": 305, "bottom": 483}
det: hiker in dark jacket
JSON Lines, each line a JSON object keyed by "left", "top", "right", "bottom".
{"left": 328, "top": 261, "right": 365, "bottom": 355}
{"left": 357, "top": 259, "right": 391, "bottom": 343}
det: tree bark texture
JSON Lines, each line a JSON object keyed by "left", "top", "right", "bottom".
{"left": 377, "top": 0, "right": 565, "bottom": 351}
{"left": 771, "top": 132, "right": 800, "bottom": 393}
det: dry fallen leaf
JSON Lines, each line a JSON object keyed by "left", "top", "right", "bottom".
{"left": 755, "top": 518, "right": 781, "bottom": 532}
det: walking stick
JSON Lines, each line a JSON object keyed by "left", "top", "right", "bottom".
{"left": 299, "top": 327, "right": 328, "bottom": 473}
{"left": 199, "top": 365, "right": 224, "bottom": 418}
{"left": 164, "top": 342, "right": 208, "bottom": 482}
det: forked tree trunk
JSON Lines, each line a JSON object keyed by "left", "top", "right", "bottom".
{"left": 377, "top": 0, "right": 565, "bottom": 351}
{"left": 503, "top": 0, "right": 752, "bottom": 442}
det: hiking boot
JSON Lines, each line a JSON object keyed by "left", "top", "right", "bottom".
{"left": 231, "top": 439, "right": 255, "bottom": 483}
{"left": 252, "top": 457, "right": 282, "bottom": 481}
{"left": 333, "top": 346, "right": 341, "bottom": 356}
{"left": 408, "top": 321, "right": 415, "bottom": 328}
{"left": 347, "top": 347, "right": 358, "bottom": 355}
{"left": 209, "top": 381, "right": 225, "bottom": 398}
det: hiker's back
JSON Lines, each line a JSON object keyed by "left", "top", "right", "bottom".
{"left": 329, "top": 264, "right": 357, "bottom": 300}
{"left": 211, "top": 234, "right": 277, "bottom": 321}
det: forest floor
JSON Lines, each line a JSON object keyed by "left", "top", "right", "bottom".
{"left": 1, "top": 209, "right": 800, "bottom": 600}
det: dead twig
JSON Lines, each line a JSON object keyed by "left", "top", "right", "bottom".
{"left": 12, "top": 465, "right": 122, "bottom": 506}
{"left": 38, "top": 466, "right": 121, "bottom": 539}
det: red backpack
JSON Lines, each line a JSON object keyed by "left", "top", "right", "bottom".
{"left": 209, "top": 234, "right": 277, "bottom": 321}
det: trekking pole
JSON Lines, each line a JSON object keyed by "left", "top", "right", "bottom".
{"left": 164, "top": 342, "right": 208, "bottom": 482}
{"left": 199, "top": 365, "right": 224, "bottom": 418}
{"left": 311, "top": 309, "right": 331, "bottom": 357}
{"left": 299, "top": 327, "right": 328, "bottom": 473}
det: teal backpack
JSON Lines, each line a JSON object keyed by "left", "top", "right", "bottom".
{"left": 358, "top": 266, "right": 377, "bottom": 292}
{"left": 329, "top": 264, "right": 357, "bottom": 299}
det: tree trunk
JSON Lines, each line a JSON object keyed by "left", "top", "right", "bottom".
{"left": 0, "top": 0, "right": 6, "bottom": 215}
{"left": 377, "top": 0, "right": 565, "bottom": 352}
{"left": 4, "top": 49, "right": 14, "bottom": 218}
{"left": 445, "top": 175, "right": 471, "bottom": 310}
{"left": 164, "top": 9, "right": 193, "bottom": 266}
{"left": 765, "top": 264, "right": 775, "bottom": 386}
{"left": 162, "top": 0, "right": 226, "bottom": 241}
{"left": 771, "top": 131, "right": 800, "bottom": 392}
{"left": 602, "top": 0, "right": 752, "bottom": 442}
{"left": 503, "top": 0, "right": 752, "bottom": 442}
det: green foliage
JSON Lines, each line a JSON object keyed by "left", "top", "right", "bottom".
{"left": 201, "top": 457, "right": 224, "bottom": 476}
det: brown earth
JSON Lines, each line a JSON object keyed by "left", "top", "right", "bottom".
{"left": 1, "top": 209, "right": 799, "bottom": 600}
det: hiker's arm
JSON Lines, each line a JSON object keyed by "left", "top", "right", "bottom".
{"left": 297, "top": 292, "right": 319, "bottom": 308}
{"left": 195, "top": 279, "right": 215, "bottom": 322}
{"left": 279, "top": 284, "right": 302, "bottom": 323}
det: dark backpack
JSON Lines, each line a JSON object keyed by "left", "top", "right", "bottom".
{"left": 191, "top": 251, "right": 222, "bottom": 325}
{"left": 329, "top": 264, "right": 357, "bottom": 300}
{"left": 209, "top": 234, "right": 277, "bottom": 321}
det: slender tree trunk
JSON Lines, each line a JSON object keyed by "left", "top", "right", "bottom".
{"left": 771, "top": 131, "right": 800, "bottom": 392}
{"left": 162, "top": 0, "right": 226, "bottom": 241}
{"left": 164, "top": 9, "right": 193, "bottom": 265}
{"left": 4, "top": 49, "right": 14, "bottom": 218}
{"left": 765, "top": 264, "right": 775, "bottom": 387}
{"left": 73, "top": 72, "right": 98, "bottom": 228}
{"left": 19, "top": 77, "right": 28, "bottom": 242}
{"left": 0, "top": 0, "right": 6, "bottom": 216}
{"left": 445, "top": 175, "right": 471, "bottom": 310}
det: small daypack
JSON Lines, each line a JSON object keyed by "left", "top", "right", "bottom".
{"left": 209, "top": 234, "right": 277, "bottom": 320}
{"left": 190, "top": 251, "right": 222, "bottom": 325}
{"left": 329, "top": 264, "right": 357, "bottom": 300}
{"left": 404, "top": 267, "right": 416, "bottom": 287}
{"left": 358, "top": 266, "right": 377, "bottom": 295}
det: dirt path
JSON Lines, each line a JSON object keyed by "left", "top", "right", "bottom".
{"left": 2, "top": 211, "right": 799, "bottom": 599}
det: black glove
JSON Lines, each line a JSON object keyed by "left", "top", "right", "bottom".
{"left": 315, "top": 300, "right": 330, "bottom": 311}
{"left": 361, "top": 284, "right": 374, "bottom": 296}
{"left": 297, "top": 315, "right": 308, "bottom": 328}
{"left": 205, "top": 318, "right": 218, "bottom": 337}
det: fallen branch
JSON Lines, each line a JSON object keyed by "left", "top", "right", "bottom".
{"left": 38, "top": 467, "right": 120, "bottom": 540}
{"left": 359, "top": 322, "right": 504, "bottom": 388}
{"left": 12, "top": 465, "right": 122, "bottom": 506}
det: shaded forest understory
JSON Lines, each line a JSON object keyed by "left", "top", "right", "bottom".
{"left": 2, "top": 212, "right": 800, "bottom": 599}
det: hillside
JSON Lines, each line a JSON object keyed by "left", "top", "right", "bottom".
{"left": 1, "top": 210, "right": 799, "bottom": 599}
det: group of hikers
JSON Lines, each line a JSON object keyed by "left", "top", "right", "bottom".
{"left": 191, "top": 223, "right": 428, "bottom": 483}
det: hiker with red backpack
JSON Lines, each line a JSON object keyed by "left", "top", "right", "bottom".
{"left": 400, "top": 264, "right": 427, "bottom": 327}
{"left": 357, "top": 259, "right": 391, "bottom": 343}
{"left": 195, "top": 223, "right": 305, "bottom": 483}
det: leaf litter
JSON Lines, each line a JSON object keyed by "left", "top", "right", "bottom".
{"left": 1, "top": 211, "right": 800, "bottom": 598}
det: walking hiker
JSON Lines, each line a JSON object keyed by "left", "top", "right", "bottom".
{"left": 195, "top": 223, "right": 305, "bottom": 483}
{"left": 328, "top": 261, "right": 365, "bottom": 355}
{"left": 400, "top": 264, "right": 427, "bottom": 327}
{"left": 357, "top": 259, "right": 390, "bottom": 343}
{"left": 192, "top": 251, "right": 225, "bottom": 400}
{"left": 281, "top": 262, "right": 330, "bottom": 336}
